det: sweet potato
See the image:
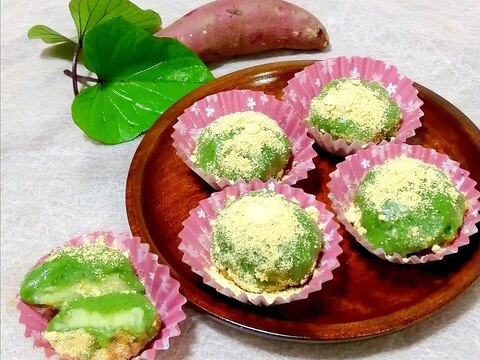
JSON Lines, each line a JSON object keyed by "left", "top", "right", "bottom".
{"left": 155, "top": 0, "right": 329, "bottom": 62}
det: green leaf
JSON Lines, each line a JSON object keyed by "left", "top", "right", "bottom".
{"left": 72, "top": 17, "right": 213, "bottom": 144}
{"left": 27, "top": 25, "right": 74, "bottom": 44}
{"left": 69, "top": 0, "right": 161, "bottom": 41}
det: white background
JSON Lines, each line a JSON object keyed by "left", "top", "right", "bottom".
{"left": 1, "top": 0, "right": 479, "bottom": 359}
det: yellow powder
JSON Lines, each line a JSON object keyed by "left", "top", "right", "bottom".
{"left": 305, "top": 206, "right": 320, "bottom": 222}
{"left": 310, "top": 79, "right": 387, "bottom": 135}
{"left": 209, "top": 265, "right": 314, "bottom": 304}
{"left": 212, "top": 192, "right": 319, "bottom": 293}
{"left": 215, "top": 194, "right": 302, "bottom": 264}
{"left": 45, "top": 330, "right": 144, "bottom": 360}
{"left": 344, "top": 205, "right": 367, "bottom": 235}
{"left": 47, "top": 240, "right": 126, "bottom": 267}
{"left": 44, "top": 329, "right": 94, "bottom": 359}
{"left": 91, "top": 333, "right": 141, "bottom": 360}
{"left": 359, "top": 155, "right": 460, "bottom": 214}
{"left": 195, "top": 111, "right": 289, "bottom": 178}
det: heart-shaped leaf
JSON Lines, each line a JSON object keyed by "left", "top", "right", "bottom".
{"left": 69, "top": 0, "right": 161, "bottom": 41}
{"left": 72, "top": 17, "right": 213, "bottom": 144}
{"left": 27, "top": 25, "right": 74, "bottom": 44}
{"left": 28, "top": 0, "right": 160, "bottom": 48}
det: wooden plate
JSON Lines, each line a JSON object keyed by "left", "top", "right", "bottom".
{"left": 126, "top": 61, "right": 480, "bottom": 342}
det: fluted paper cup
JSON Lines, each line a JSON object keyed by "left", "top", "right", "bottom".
{"left": 282, "top": 56, "right": 424, "bottom": 156}
{"left": 178, "top": 180, "right": 343, "bottom": 305}
{"left": 172, "top": 89, "right": 316, "bottom": 190}
{"left": 327, "top": 143, "right": 480, "bottom": 264}
{"left": 17, "top": 231, "right": 187, "bottom": 359}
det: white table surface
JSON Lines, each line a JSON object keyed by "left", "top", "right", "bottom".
{"left": 1, "top": 0, "right": 479, "bottom": 359}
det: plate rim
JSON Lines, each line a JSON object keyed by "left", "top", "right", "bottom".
{"left": 126, "top": 60, "right": 480, "bottom": 342}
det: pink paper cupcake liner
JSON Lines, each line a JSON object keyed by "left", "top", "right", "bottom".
{"left": 282, "top": 56, "right": 424, "bottom": 156}
{"left": 327, "top": 143, "right": 480, "bottom": 264}
{"left": 172, "top": 89, "right": 317, "bottom": 190}
{"left": 17, "top": 231, "right": 187, "bottom": 359}
{"left": 178, "top": 179, "right": 343, "bottom": 306}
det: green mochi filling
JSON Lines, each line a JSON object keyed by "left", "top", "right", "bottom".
{"left": 20, "top": 243, "right": 144, "bottom": 308}
{"left": 46, "top": 293, "right": 159, "bottom": 349}
{"left": 309, "top": 78, "right": 402, "bottom": 144}
{"left": 211, "top": 190, "right": 322, "bottom": 293}
{"left": 195, "top": 112, "right": 291, "bottom": 182}
{"left": 353, "top": 162, "right": 467, "bottom": 257}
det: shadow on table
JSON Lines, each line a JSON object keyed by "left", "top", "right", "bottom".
{"left": 163, "top": 308, "right": 198, "bottom": 359}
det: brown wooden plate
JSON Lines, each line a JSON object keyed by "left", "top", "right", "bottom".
{"left": 126, "top": 61, "right": 480, "bottom": 342}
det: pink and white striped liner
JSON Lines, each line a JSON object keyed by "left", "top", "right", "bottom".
{"left": 178, "top": 179, "right": 343, "bottom": 306}
{"left": 282, "top": 56, "right": 424, "bottom": 156}
{"left": 327, "top": 143, "right": 480, "bottom": 264}
{"left": 17, "top": 231, "right": 187, "bottom": 359}
{"left": 172, "top": 89, "right": 317, "bottom": 190}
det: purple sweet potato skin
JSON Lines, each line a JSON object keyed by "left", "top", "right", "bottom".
{"left": 155, "top": 0, "right": 329, "bottom": 62}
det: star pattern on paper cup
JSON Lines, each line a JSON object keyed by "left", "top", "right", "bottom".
{"left": 401, "top": 144, "right": 413, "bottom": 155}
{"left": 297, "top": 71, "right": 307, "bottom": 84}
{"left": 159, "top": 302, "right": 169, "bottom": 317}
{"left": 247, "top": 97, "right": 256, "bottom": 109}
{"left": 372, "top": 73, "right": 382, "bottom": 82}
{"left": 301, "top": 97, "right": 308, "bottom": 108}
{"left": 323, "top": 230, "right": 334, "bottom": 243}
{"left": 405, "top": 100, "right": 422, "bottom": 114}
{"left": 361, "top": 158, "right": 371, "bottom": 169}
{"left": 176, "top": 121, "right": 186, "bottom": 135}
{"left": 350, "top": 67, "right": 360, "bottom": 79}
{"left": 441, "top": 159, "right": 457, "bottom": 174}
{"left": 188, "top": 127, "right": 201, "bottom": 139}
{"left": 197, "top": 209, "right": 206, "bottom": 219}
{"left": 322, "top": 59, "right": 335, "bottom": 75}
{"left": 386, "top": 83, "right": 397, "bottom": 95}
{"left": 205, "top": 106, "right": 215, "bottom": 117}
{"left": 190, "top": 102, "right": 200, "bottom": 115}
{"left": 183, "top": 244, "right": 199, "bottom": 258}
{"left": 454, "top": 177, "right": 466, "bottom": 190}
{"left": 343, "top": 173, "right": 353, "bottom": 186}
{"left": 160, "top": 274, "right": 173, "bottom": 293}
{"left": 288, "top": 89, "right": 297, "bottom": 102}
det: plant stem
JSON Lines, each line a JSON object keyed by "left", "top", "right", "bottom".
{"left": 63, "top": 70, "right": 100, "bottom": 84}
{"left": 71, "top": 42, "right": 81, "bottom": 95}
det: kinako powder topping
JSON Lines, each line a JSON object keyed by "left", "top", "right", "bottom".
{"left": 20, "top": 239, "right": 145, "bottom": 307}
{"left": 46, "top": 240, "right": 127, "bottom": 268}
{"left": 193, "top": 111, "right": 291, "bottom": 181}
{"left": 309, "top": 78, "right": 401, "bottom": 144}
{"left": 210, "top": 190, "right": 323, "bottom": 294}
{"left": 348, "top": 155, "right": 461, "bottom": 216}
{"left": 345, "top": 155, "right": 467, "bottom": 256}
{"left": 44, "top": 330, "right": 95, "bottom": 359}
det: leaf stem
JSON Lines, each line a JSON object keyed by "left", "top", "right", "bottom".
{"left": 63, "top": 69, "right": 100, "bottom": 84}
{"left": 71, "top": 42, "right": 81, "bottom": 95}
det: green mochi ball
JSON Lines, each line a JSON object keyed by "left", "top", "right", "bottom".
{"left": 194, "top": 111, "right": 291, "bottom": 182}
{"left": 44, "top": 292, "right": 159, "bottom": 360}
{"left": 346, "top": 156, "right": 467, "bottom": 257}
{"left": 20, "top": 242, "right": 144, "bottom": 309}
{"left": 211, "top": 190, "right": 323, "bottom": 293}
{"left": 309, "top": 78, "right": 402, "bottom": 144}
